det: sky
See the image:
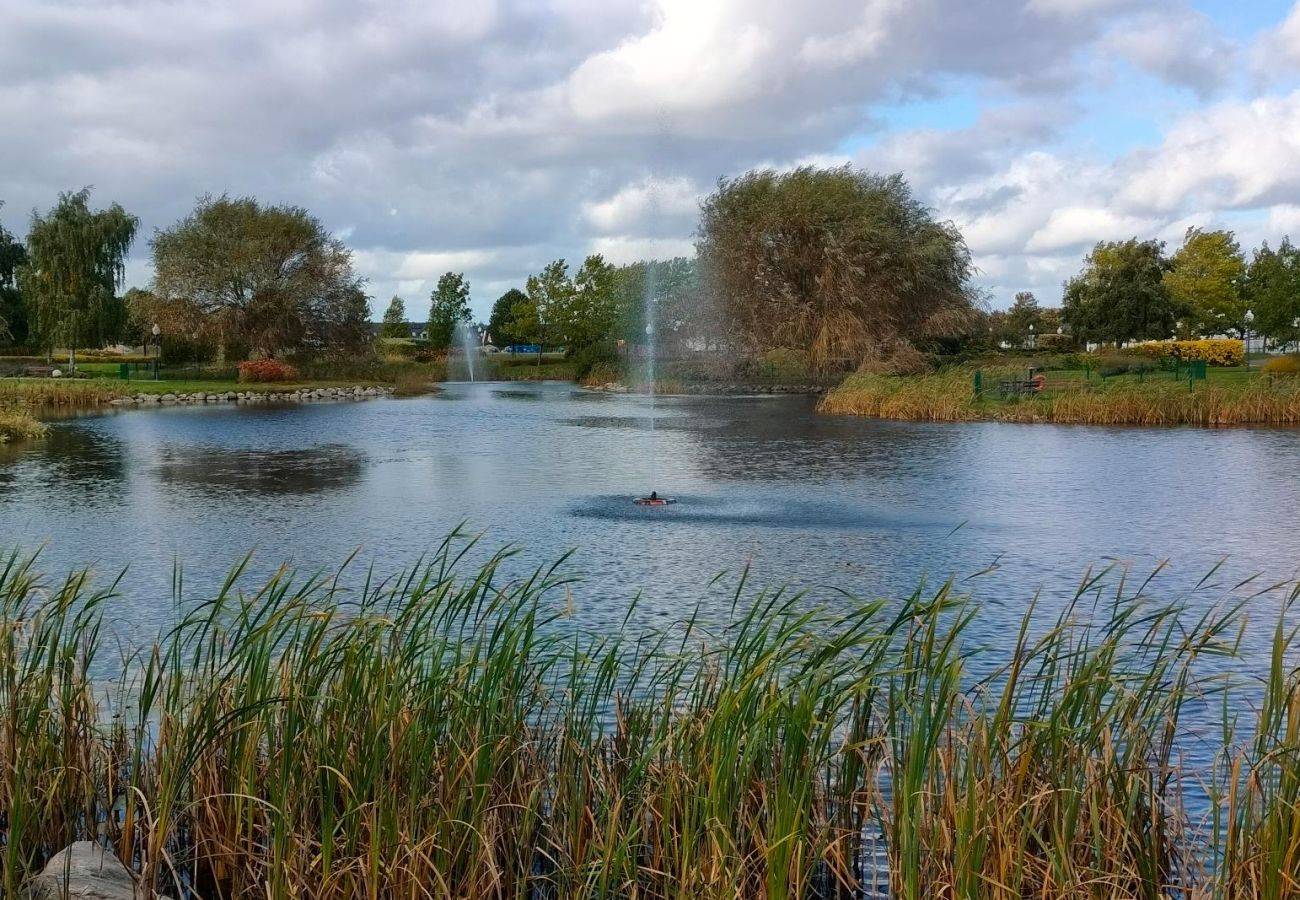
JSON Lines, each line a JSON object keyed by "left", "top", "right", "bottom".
{"left": 3, "top": 0, "right": 1300, "bottom": 320}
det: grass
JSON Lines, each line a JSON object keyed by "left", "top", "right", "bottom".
{"left": 0, "top": 407, "right": 47, "bottom": 443}
{"left": 1, "top": 539, "right": 1298, "bottom": 898}
{"left": 821, "top": 367, "right": 1300, "bottom": 426}
{"left": 0, "top": 379, "right": 128, "bottom": 407}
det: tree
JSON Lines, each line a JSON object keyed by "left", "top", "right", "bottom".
{"left": 487, "top": 288, "right": 527, "bottom": 346}
{"left": 381, "top": 296, "right": 408, "bottom": 338}
{"left": 152, "top": 195, "right": 364, "bottom": 357}
{"left": 1006, "top": 291, "right": 1042, "bottom": 346}
{"left": 1166, "top": 228, "right": 1246, "bottom": 336}
{"left": 697, "top": 165, "right": 975, "bottom": 372}
{"left": 1245, "top": 238, "right": 1300, "bottom": 347}
{"left": 0, "top": 203, "right": 27, "bottom": 345}
{"left": 426, "top": 272, "right": 470, "bottom": 350}
{"left": 1062, "top": 239, "right": 1179, "bottom": 345}
{"left": 525, "top": 260, "right": 574, "bottom": 349}
{"left": 562, "top": 254, "right": 618, "bottom": 349}
{"left": 19, "top": 188, "right": 138, "bottom": 365}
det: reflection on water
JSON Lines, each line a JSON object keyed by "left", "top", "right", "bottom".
{"left": 155, "top": 445, "right": 364, "bottom": 495}
{"left": 0, "top": 381, "right": 1296, "bottom": 648}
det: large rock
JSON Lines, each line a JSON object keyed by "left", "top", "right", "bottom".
{"left": 25, "top": 841, "right": 172, "bottom": 899}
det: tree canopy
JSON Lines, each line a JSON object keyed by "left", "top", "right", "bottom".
{"left": 151, "top": 195, "right": 367, "bottom": 357}
{"left": 1245, "top": 238, "right": 1300, "bottom": 346}
{"left": 18, "top": 188, "right": 138, "bottom": 361}
{"left": 487, "top": 288, "right": 527, "bottom": 346}
{"left": 1165, "top": 228, "right": 1247, "bottom": 336}
{"left": 381, "top": 296, "right": 408, "bottom": 338}
{"left": 697, "top": 166, "right": 975, "bottom": 372}
{"left": 0, "top": 203, "right": 27, "bottom": 344}
{"left": 1062, "top": 239, "right": 1179, "bottom": 345}
{"left": 427, "top": 272, "right": 471, "bottom": 350}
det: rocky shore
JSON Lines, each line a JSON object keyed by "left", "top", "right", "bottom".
{"left": 108, "top": 385, "right": 395, "bottom": 407}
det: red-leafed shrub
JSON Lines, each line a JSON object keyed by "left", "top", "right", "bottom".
{"left": 238, "top": 359, "right": 299, "bottom": 383}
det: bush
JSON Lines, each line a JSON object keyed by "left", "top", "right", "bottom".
{"left": 238, "top": 359, "right": 299, "bottom": 383}
{"left": 1133, "top": 339, "right": 1243, "bottom": 366}
{"left": 161, "top": 335, "right": 219, "bottom": 365}
{"left": 1034, "top": 333, "right": 1077, "bottom": 353}
{"left": 1097, "top": 355, "right": 1155, "bottom": 378}
{"left": 569, "top": 343, "right": 620, "bottom": 380}
{"left": 1262, "top": 355, "right": 1300, "bottom": 376}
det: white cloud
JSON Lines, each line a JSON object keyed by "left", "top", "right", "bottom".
{"left": 0, "top": 0, "right": 1297, "bottom": 319}
{"left": 1105, "top": 8, "right": 1236, "bottom": 95}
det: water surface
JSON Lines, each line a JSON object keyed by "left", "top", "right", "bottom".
{"left": 3, "top": 382, "right": 1297, "bottom": 650}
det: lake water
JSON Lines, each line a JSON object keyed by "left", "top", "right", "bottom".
{"left": 3, "top": 381, "right": 1299, "bottom": 657}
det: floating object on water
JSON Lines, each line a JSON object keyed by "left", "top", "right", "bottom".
{"left": 633, "top": 495, "right": 675, "bottom": 507}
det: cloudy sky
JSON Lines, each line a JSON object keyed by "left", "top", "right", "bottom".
{"left": 3, "top": 0, "right": 1300, "bottom": 319}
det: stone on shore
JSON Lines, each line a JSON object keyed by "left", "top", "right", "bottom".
{"left": 25, "top": 841, "right": 173, "bottom": 900}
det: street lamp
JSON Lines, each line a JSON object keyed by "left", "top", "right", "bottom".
{"left": 1028, "top": 322, "right": 1036, "bottom": 350}
{"left": 1244, "top": 310, "right": 1255, "bottom": 371}
{"left": 151, "top": 324, "right": 161, "bottom": 380}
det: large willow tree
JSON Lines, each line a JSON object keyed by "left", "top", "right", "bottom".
{"left": 697, "top": 166, "right": 976, "bottom": 372}
{"left": 18, "top": 189, "right": 138, "bottom": 364}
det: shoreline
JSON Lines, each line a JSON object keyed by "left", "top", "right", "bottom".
{"left": 820, "top": 370, "right": 1300, "bottom": 427}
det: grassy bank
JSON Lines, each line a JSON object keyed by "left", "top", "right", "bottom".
{"left": 2, "top": 540, "right": 1298, "bottom": 898}
{"left": 821, "top": 367, "right": 1300, "bottom": 426}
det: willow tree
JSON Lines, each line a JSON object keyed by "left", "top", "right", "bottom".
{"left": 18, "top": 189, "right": 138, "bottom": 365}
{"left": 697, "top": 166, "right": 976, "bottom": 372}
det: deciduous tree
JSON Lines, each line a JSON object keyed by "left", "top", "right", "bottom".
{"left": 1166, "top": 228, "right": 1246, "bottom": 336}
{"left": 1245, "top": 238, "right": 1300, "bottom": 347}
{"left": 0, "top": 203, "right": 27, "bottom": 345}
{"left": 697, "top": 166, "right": 975, "bottom": 372}
{"left": 1062, "top": 239, "right": 1179, "bottom": 345}
{"left": 152, "top": 195, "right": 364, "bottom": 357}
{"left": 426, "top": 272, "right": 470, "bottom": 350}
{"left": 381, "top": 296, "right": 408, "bottom": 338}
{"left": 487, "top": 288, "right": 527, "bottom": 346}
{"left": 19, "top": 188, "right": 138, "bottom": 365}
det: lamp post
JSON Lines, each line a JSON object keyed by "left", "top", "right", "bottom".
{"left": 1028, "top": 322, "right": 1036, "bottom": 350}
{"left": 1244, "top": 310, "right": 1254, "bottom": 371}
{"left": 151, "top": 324, "right": 161, "bottom": 380}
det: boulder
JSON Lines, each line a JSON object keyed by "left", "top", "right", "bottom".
{"left": 25, "top": 841, "right": 173, "bottom": 900}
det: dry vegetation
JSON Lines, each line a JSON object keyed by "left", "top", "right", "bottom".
{"left": 821, "top": 368, "right": 1300, "bottom": 426}
{"left": 1, "top": 540, "right": 1299, "bottom": 898}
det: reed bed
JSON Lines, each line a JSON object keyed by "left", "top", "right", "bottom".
{"left": 0, "top": 378, "right": 127, "bottom": 407}
{"left": 0, "top": 406, "right": 47, "bottom": 442}
{"left": 820, "top": 370, "right": 1300, "bottom": 426}
{"left": 1, "top": 541, "right": 1299, "bottom": 898}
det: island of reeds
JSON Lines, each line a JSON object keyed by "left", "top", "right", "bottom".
{"left": 2, "top": 539, "right": 1299, "bottom": 899}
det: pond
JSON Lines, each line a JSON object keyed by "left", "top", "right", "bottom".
{"left": 3, "top": 381, "right": 1298, "bottom": 653}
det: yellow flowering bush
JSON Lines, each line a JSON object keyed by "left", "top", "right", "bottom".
{"left": 1132, "top": 339, "right": 1243, "bottom": 366}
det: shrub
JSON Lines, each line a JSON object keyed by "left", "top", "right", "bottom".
{"left": 1133, "top": 339, "right": 1243, "bottom": 366}
{"left": 569, "top": 343, "right": 620, "bottom": 380}
{"left": 1262, "top": 354, "right": 1300, "bottom": 376}
{"left": 1097, "top": 355, "right": 1155, "bottom": 378}
{"left": 1034, "top": 332, "right": 1077, "bottom": 352}
{"left": 161, "top": 335, "right": 219, "bottom": 365}
{"left": 238, "top": 359, "right": 299, "bottom": 383}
